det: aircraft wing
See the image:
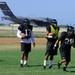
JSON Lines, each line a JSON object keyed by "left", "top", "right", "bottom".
{"left": 0, "top": 2, "right": 52, "bottom": 26}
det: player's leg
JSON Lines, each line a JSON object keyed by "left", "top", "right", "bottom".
{"left": 63, "top": 51, "right": 70, "bottom": 71}
{"left": 20, "top": 51, "right": 25, "bottom": 67}
{"left": 43, "top": 53, "right": 49, "bottom": 69}
{"left": 58, "top": 49, "right": 66, "bottom": 69}
{"left": 63, "top": 61, "right": 69, "bottom": 71}
{"left": 64, "top": 61, "right": 69, "bottom": 67}
{"left": 20, "top": 43, "right": 25, "bottom": 67}
{"left": 49, "top": 55, "right": 53, "bottom": 68}
{"left": 43, "top": 42, "right": 51, "bottom": 69}
{"left": 23, "top": 43, "right": 31, "bottom": 66}
{"left": 23, "top": 52, "right": 29, "bottom": 66}
{"left": 48, "top": 43, "right": 54, "bottom": 69}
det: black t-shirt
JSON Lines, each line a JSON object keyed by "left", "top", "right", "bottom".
{"left": 18, "top": 24, "right": 33, "bottom": 38}
{"left": 46, "top": 25, "right": 59, "bottom": 42}
{"left": 58, "top": 31, "right": 75, "bottom": 50}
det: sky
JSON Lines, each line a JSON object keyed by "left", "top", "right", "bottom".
{"left": 0, "top": 0, "right": 75, "bottom": 25}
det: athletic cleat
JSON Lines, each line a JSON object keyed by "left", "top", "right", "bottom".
{"left": 63, "top": 67, "right": 66, "bottom": 71}
{"left": 24, "top": 63, "right": 28, "bottom": 67}
{"left": 43, "top": 66, "right": 46, "bottom": 69}
{"left": 24, "top": 63, "right": 30, "bottom": 67}
{"left": 20, "top": 64, "right": 23, "bottom": 67}
{"left": 49, "top": 65, "right": 52, "bottom": 69}
{"left": 57, "top": 61, "right": 61, "bottom": 69}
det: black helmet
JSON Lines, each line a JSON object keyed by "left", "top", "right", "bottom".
{"left": 67, "top": 26, "right": 74, "bottom": 35}
{"left": 51, "top": 19, "right": 57, "bottom": 24}
{"left": 23, "top": 19, "right": 30, "bottom": 24}
{"left": 51, "top": 19, "right": 57, "bottom": 26}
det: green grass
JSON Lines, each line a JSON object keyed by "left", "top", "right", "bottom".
{"left": 0, "top": 43, "right": 75, "bottom": 75}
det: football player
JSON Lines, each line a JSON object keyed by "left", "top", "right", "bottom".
{"left": 43, "top": 19, "right": 59, "bottom": 69}
{"left": 54, "top": 26, "right": 75, "bottom": 71}
{"left": 17, "top": 19, "right": 35, "bottom": 67}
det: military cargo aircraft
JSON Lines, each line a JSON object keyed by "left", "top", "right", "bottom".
{"left": 0, "top": 2, "right": 54, "bottom": 27}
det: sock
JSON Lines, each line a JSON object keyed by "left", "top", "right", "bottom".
{"left": 64, "top": 65, "right": 66, "bottom": 67}
{"left": 49, "top": 60, "right": 52, "bottom": 66}
{"left": 59, "top": 61, "right": 61, "bottom": 64}
{"left": 24, "top": 60, "right": 27, "bottom": 65}
{"left": 20, "top": 60, "right": 23, "bottom": 64}
{"left": 43, "top": 60, "right": 46, "bottom": 66}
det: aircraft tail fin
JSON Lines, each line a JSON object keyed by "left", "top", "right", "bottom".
{"left": 0, "top": 2, "right": 16, "bottom": 18}
{"left": 0, "top": 2, "right": 23, "bottom": 24}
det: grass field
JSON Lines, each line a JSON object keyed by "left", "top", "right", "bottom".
{"left": 0, "top": 38, "right": 75, "bottom": 75}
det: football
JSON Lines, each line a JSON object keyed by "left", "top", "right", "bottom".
{"left": 48, "top": 35, "right": 53, "bottom": 38}
{"left": 48, "top": 33, "right": 53, "bottom": 38}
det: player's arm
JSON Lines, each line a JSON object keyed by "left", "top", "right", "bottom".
{"left": 45, "top": 26, "right": 55, "bottom": 38}
{"left": 17, "top": 25, "right": 26, "bottom": 38}
{"left": 31, "top": 31, "right": 35, "bottom": 47}
{"left": 54, "top": 32, "right": 66, "bottom": 47}
{"left": 20, "top": 33, "right": 26, "bottom": 38}
{"left": 72, "top": 34, "right": 75, "bottom": 48}
{"left": 17, "top": 30, "right": 22, "bottom": 38}
{"left": 45, "top": 30, "right": 54, "bottom": 38}
{"left": 17, "top": 30, "right": 26, "bottom": 38}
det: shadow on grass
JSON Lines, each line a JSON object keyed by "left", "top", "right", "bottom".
{"left": 60, "top": 66, "right": 75, "bottom": 73}
{"left": 28, "top": 64, "right": 43, "bottom": 67}
{"left": 68, "top": 66, "right": 75, "bottom": 73}
{"left": 63, "top": 70, "right": 75, "bottom": 73}
{"left": 68, "top": 66, "right": 75, "bottom": 68}
{"left": 27, "top": 63, "right": 58, "bottom": 68}
{"left": 0, "top": 59, "right": 5, "bottom": 62}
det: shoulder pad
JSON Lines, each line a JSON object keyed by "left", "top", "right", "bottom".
{"left": 28, "top": 25, "right": 33, "bottom": 31}
{"left": 61, "top": 31, "right": 67, "bottom": 37}
{"left": 18, "top": 25, "right": 23, "bottom": 30}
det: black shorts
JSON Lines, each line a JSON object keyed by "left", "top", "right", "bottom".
{"left": 45, "top": 41, "right": 58, "bottom": 55}
{"left": 60, "top": 49, "right": 71, "bottom": 62}
{"left": 21, "top": 42, "right": 31, "bottom": 53}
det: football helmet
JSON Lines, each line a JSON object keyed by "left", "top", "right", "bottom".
{"left": 67, "top": 26, "right": 74, "bottom": 35}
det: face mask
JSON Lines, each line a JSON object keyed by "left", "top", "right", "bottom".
{"left": 68, "top": 31, "right": 74, "bottom": 35}
{"left": 54, "top": 24, "right": 57, "bottom": 26}
{"left": 53, "top": 24, "right": 57, "bottom": 26}
{"left": 23, "top": 23, "right": 28, "bottom": 26}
